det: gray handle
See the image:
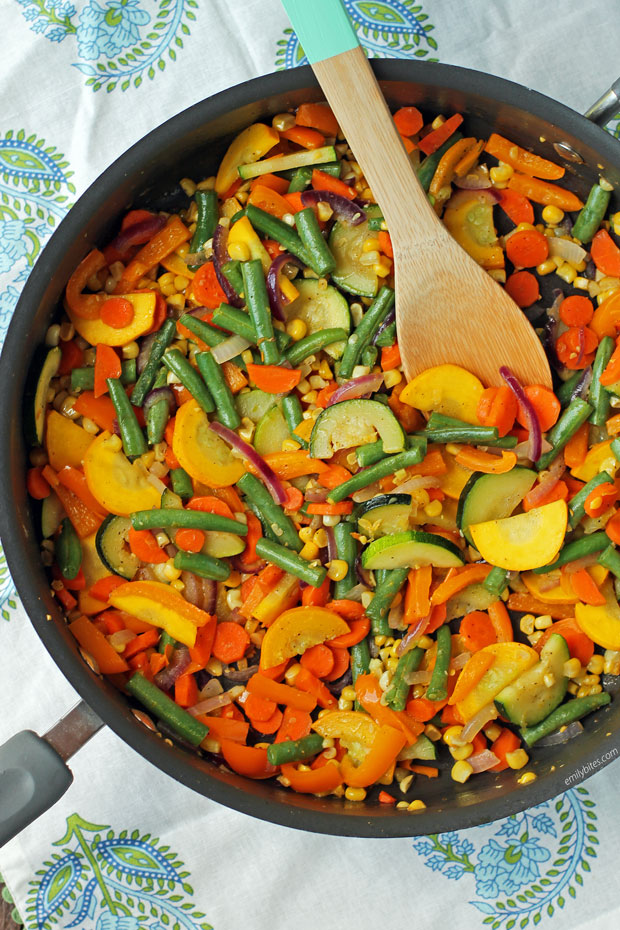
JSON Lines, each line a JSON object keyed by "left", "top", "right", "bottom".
{"left": 585, "top": 77, "right": 620, "bottom": 126}
{"left": 0, "top": 730, "right": 73, "bottom": 847}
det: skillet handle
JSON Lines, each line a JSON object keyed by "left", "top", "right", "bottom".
{"left": 585, "top": 77, "right": 620, "bottom": 126}
{"left": 0, "top": 730, "right": 73, "bottom": 847}
{"left": 0, "top": 701, "right": 102, "bottom": 847}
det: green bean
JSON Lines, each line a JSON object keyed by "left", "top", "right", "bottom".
{"left": 351, "top": 637, "right": 370, "bottom": 688}
{"left": 375, "top": 321, "right": 396, "bottom": 347}
{"left": 598, "top": 544, "right": 620, "bottom": 579}
{"left": 187, "top": 190, "right": 217, "bottom": 270}
{"left": 295, "top": 207, "right": 336, "bottom": 276}
{"left": 162, "top": 348, "right": 214, "bottom": 413}
{"left": 107, "top": 377, "right": 147, "bottom": 457}
{"left": 173, "top": 550, "right": 230, "bottom": 581}
{"left": 422, "top": 429, "right": 518, "bottom": 448}
{"left": 612, "top": 438, "right": 620, "bottom": 462}
{"left": 521, "top": 693, "right": 611, "bottom": 747}
{"left": 178, "top": 313, "right": 227, "bottom": 347}
{"left": 145, "top": 368, "right": 170, "bottom": 445}
{"left": 365, "top": 203, "right": 385, "bottom": 230}
{"left": 245, "top": 205, "right": 312, "bottom": 267}
{"left": 588, "top": 335, "right": 615, "bottom": 426}
{"left": 56, "top": 517, "right": 81, "bottom": 580}
{"left": 556, "top": 370, "right": 585, "bottom": 408}
{"left": 338, "top": 286, "right": 396, "bottom": 380}
{"left": 328, "top": 446, "right": 427, "bottom": 504}
{"left": 332, "top": 521, "right": 357, "bottom": 599}
{"left": 241, "top": 260, "right": 280, "bottom": 365}
{"left": 356, "top": 435, "right": 427, "bottom": 468}
{"left": 384, "top": 647, "right": 424, "bottom": 711}
{"left": 131, "top": 509, "right": 247, "bottom": 534}
{"left": 572, "top": 183, "right": 611, "bottom": 243}
{"left": 285, "top": 328, "right": 348, "bottom": 367}
{"left": 221, "top": 260, "right": 245, "bottom": 297}
{"left": 532, "top": 531, "right": 609, "bottom": 574}
{"left": 130, "top": 318, "right": 177, "bottom": 406}
{"left": 255, "top": 538, "right": 327, "bottom": 588}
{"left": 281, "top": 394, "right": 308, "bottom": 449}
{"left": 362, "top": 345, "right": 378, "bottom": 368}
{"left": 211, "top": 304, "right": 256, "bottom": 343}
{"left": 366, "top": 567, "right": 409, "bottom": 635}
{"left": 536, "top": 398, "right": 593, "bottom": 471}
{"left": 126, "top": 672, "right": 209, "bottom": 746}
{"left": 157, "top": 631, "right": 177, "bottom": 654}
{"left": 266, "top": 733, "right": 324, "bottom": 766}
{"left": 195, "top": 350, "right": 240, "bottom": 430}
{"left": 483, "top": 566, "right": 510, "bottom": 597}
{"left": 229, "top": 208, "right": 246, "bottom": 226}
{"left": 169, "top": 467, "right": 193, "bottom": 499}
{"left": 426, "top": 624, "right": 452, "bottom": 702}
{"left": 237, "top": 472, "right": 302, "bottom": 551}
{"left": 568, "top": 471, "right": 613, "bottom": 528}
{"left": 71, "top": 359, "right": 135, "bottom": 392}
{"left": 417, "top": 132, "right": 464, "bottom": 191}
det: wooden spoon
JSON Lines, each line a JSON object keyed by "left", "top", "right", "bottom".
{"left": 281, "top": 0, "right": 551, "bottom": 388}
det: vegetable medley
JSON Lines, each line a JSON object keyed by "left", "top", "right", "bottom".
{"left": 27, "top": 99, "right": 620, "bottom": 808}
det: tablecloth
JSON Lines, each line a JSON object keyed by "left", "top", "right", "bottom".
{"left": 1, "top": 1, "right": 620, "bottom": 928}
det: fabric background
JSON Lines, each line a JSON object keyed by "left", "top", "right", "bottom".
{"left": 1, "top": 1, "right": 620, "bottom": 928}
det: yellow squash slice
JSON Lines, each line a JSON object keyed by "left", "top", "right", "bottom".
{"left": 172, "top": 399, "right": 245, "bottom": 487}
{"left": 398, "top": 364, "right": 484, "bottom": 424}
{"left": 260, "top": 606, "right": 348, "bottom": 669}
{"left": 84, "top": 432, "right": 161, "bottom": 516}
{"left": 469, "top": 499, "right": 568, "bottom": 571}
{"left": 457, "top": 641, "right": 539, "bottom": 720}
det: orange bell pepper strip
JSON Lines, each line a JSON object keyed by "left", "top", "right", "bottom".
{"left": 354, "top": 674, "right": 423, "bottom": 744}
{"left": 65, "top": 249, "right": 107, "bottom": 319}
{"left": 57, "top": 466, "right": 107, "bottom": 517}
{"left": 599, "top": 341, "right": 620, "bottom": 386}
{"left": 280, "top": 760, "right": 343, "bottom": 793}
{"left": 591, "top": 229, "right": 620, "bottom": 278}
{"left": 484, "top": 133, "right": 565, "bottom": 180}
{"left": 584, "top": 481, "right": 618, "bottom": 517}
{"left": 564, "top": 421, "right": 589, "bottom": 469}
{"left": 454, "top": 446, "right": 517, "bottom": 474}
{"left": 114, "top": 216, "right": 190, "bottom": 293}
{"left": 246, "top": 363, "right": 302, "bottom": 393}
{"left": 247, "top": 184, "right": 293, "bottom": 219}
{"left": 246, "top": 672, "right": 317, "bottom": 712}
{"left": 430, "top": 563, "right": 492, "bottom": 606}
{"left": 53, "top": 482, "right": 103, "bottom": 538}
{"left": 487, "top": 600, "right": 514, "bottom": 642}
{"left": 429, "top": 137, "right": 480, "bottom": 198}
{"left": 262, "top": 450, "right": 329, "bottom": 479}
{"left": 418, "top": 113, "right": 464, "bottom": 156}
{"left": 403, "top": 565, "right": 432, "bottom": 623}
{"left": 507, "top": 173, "right": 583, "bottom": 212}
{"left": 295, "top": 102, "right": 340, "bottom": 137}
{"left": 73, "top": 391, "right": 117, "bottom": 433}
{"left": 68, "top": 616, "right": 129, "bottom": 674}
{"left": 293, "top": 666, "right": 337, "bottom": 709}
{"left": 506, "top": 593, "right": 575, "bottom": 620}
{"left": 196, "top": 715, "right": 249, "bottom": 744}
{"left": 449, "top": 652, "right": 495, "bottom": 705}
{"left": 340, "top": 724, "right": 406, "bottom": 788}
{"left": 218, "top": 740, "right": 277, "bottom": 779}
{"left": 311, "top": 168, "right": 356, "bottom": 200}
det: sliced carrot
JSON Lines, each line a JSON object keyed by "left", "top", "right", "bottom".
{"left": 94, "top": 344, "right": 121, "bottom": 398}
{"left": 275, "top": 706, "right": 313, "bottom": 743}
{"left": 459, "top": 610, "right": 497, "bottom": 652}
{"left": 324, "top": 646, "right": 350, "bottom": 682}
{"left": 559, "top": 295, "right": 594, "bottom": 328}
{"left": 123, "top": 629, "right": 160, "bottom": 660}
{"left": 490, "top": 728, "right": 521, "bottom": 772}
{"left": 100, "top": 296, "right": 134, "bottom": 329}
{"left": 405, "top": 697, "right": 439, "bottom": 722}
{"left": 485, "top": 133, "right": 565, "bottom": 180}
{"left": 329, "top": 615, "right": 370, "bottom": 649}
{"left": 476, "top": 385, "right": 518, "bottom": 437}
{"left": 535, "top": 618, "right": 594, "bottom": 666}
{"left": 431, "top": 564, "right": 492, "bottom": 606}
{"left": 378, "top": 230, "right": 393, "bottom": 259}
{"left": 311, "top": 169, "right": 356, "bottom": 200}
{"left": 88, "top": 575, "right": 126, "bottom": 603}
{"left": 128, "top": 527, "right": 168, "bottom": 564}
{"left": 506, "top": 592, "right": 576, "bottom": 620}
{"left": 378, "top": 790, "right": 397, "bottom": 803}
{"left": 68, "top": 615, "right": 129, "bottom": 674}
{"left": 300, "top": 643, "right": 335, "bottom": 679}
{"left": 381, "top": 343, "right": 401, "bottom": 371}
{"left": 418, "top": 114, "right": 463, "bottom": 156}
{"left": 556, "top": 326, "right": 599, "bottom": 370}
{"left": 591, "top": 228, "right": 620, "bottom": 277}
{"left": 241, "top": 691, "right": 278, "bottom": 722}
{"left": 295, "top": 102, "right": 339, "bottom": 136}
{"left": 212, "top": 621, "right": 250, "bottom": 664}
{"left": 393, "top": 106, "right": 424, "bottom": 137}
{"left": 455, "top": 446, "right": 516, "bottom": 474}
{"left": 496, "top": 188, "right": 535, "bottom": 226}
{"left": 508, "top": 173, "right": 584, "bottom": 212}
{"left": 191, "top": 261, "right": 228, "bottom": 309}
{"left": 505, "top": 270, "right": 540, "bottom": 308}
{"left": 488, "top": 600, "right": 514, "bottom": 642}
{"left": 247, "top": 673, "right": 317, "bottom": 712}
{"left": 250, "top": 707, "right": 283, "bottom": 734}
{"left": 301, "top": 575, "right": 331, "bottom": 607}
{"left": 27, "top": 467, "right": 51, "bottom": 500}
{"left": 516, "top": 384, "right": 561, "bottom": 432}
{"left": 505, "top": 228, "right": 549, "bottom": 268}
{"left": 281, "top": 125, "right": 325, "bottom": 149}
{"left": 449, "top": 652, "right": 495, "bottom": 704}
{"left": 175, "top": 528, "right": 206, "bottom": 552}
{"left": 306, "top": 501, "right": 353, "bottom": 515}
{"left": 316, "top": 464, "right": 352, "bottom": 489}
{"left": 564, "top": 421, "right": 589, "bottom": 469}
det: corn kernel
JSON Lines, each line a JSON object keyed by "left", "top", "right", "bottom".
{"left": 399, "top": 773, "right": 414, "bottom": 793}
{"left": 338, "top": 686, "right": 355, "bottom": 704}
{"left": 338, "top": 698, "right": 354, "bottom": 711}
{"left": 506, "top": 749, "right": 529, "bottom": 770}
{"left": 327, "top": 559, "right": 349, "bottom": 581}
{"left": 297, "top": 378, "right": 310, "bottom": 394}
{"left": 542, "top": 204, "right": 564, "bottom": 225}
{"left": 450, "top": 743, "right": 474, "bottom": 760}
{"left": 313, "top": 528, "right": 328, "bottom": 549}
{"left": 431, "top": 115, "right": 446, "bottom": 130}
{"left": 599, "top": 177, "right": 614, "bottom": 192}
{"left": 167, "top": 293, "right": 186, "bottom": 312}
{"left": 206, "top": 657, "right": 223, "bottom": 676}
{"left": 564, "top": 657, "right": 582, "bottom": 679}
{"left": 163, "top": 561, "right": 182, "bottom": 584}
{"left": 585, "top": 653, "right": 604, "bottom": 676}
{"left": 272, "top": 112, "right": 295, "bottom": 132}
{"left": 368, "top": 658, "right": 384, "bottom": 678}
{"left": 536, "top": 258, "right": 556, "bottom": 276}
{"left": 424, "top": 499, "right": 442, "bottom": 518}
{"left": 158, "top": 271, "right": 174, "bottom": 287}
{"left": 534, "top": 614, "right": 553, "bottom": 630}
{"left": 285, "top": 663, "right": 301, "bottom": 683}
{"left": 373, "top": 260, "right": 392, "bottom": 278}
{"left": 417, "top": 635, "right": 433, "bottom": 650}
{"left": 604, "top": 649, "right": 620, "bottom": 675}
{"left": 322, "top": 514, "right": 341, "bottom": 527}
{"left": 451, "top": 760, "right": 474, "bottom": 783}
{"left": 286, "top": 318, "right": 307, "bottom": 341}
{"left": 519, "top": 614, "right": 536, "bottom": 635}
{"left": 361, "top": 591, "right": 374, "bottom": 609}
{"left": 396, "top": 800, "right": 409, "bottom": 810}
{"left": 174, "top": 275, "right": 190, "bottom": 293}
{"left": 299, "top": 526, "right": 314, "bottom": 543}
{"left": 384, "top": 369, "right": 402, "bottom": 389}
{"left": 301, "top": 390, "right": 318, "bottom": 404}
{"left": 281, "top": 438, "right": 301, "bottom": 452}
{"left": 517, "top": 771, "right": 537, "bottom": 786}
{"left": 227, "top": 241, "right": 251, "bottom": 263}
{"left": 515, "top": 222, "right": 536, "bottom": 233}
{"left": 556, "top": 262, "right": 577, "bottom": 284}
{"left": 490, "top": 164, "right": 514, "bottom": 183}
{"left": 406, "top": 799, "right": 426, "bottom": 812}
{"left": 318, "top": 360, "right": 333, "bottom": 380}
{"left": 363, "top": 237, "right": 381, "bottom": 253}
{"left": 573, "top": 276, "right": 590, "bottom": 291}
{"left": 443, "top": 726, "right": 464, "bottom": 747}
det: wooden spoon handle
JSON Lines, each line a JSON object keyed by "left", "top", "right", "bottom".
{"left": 282, "top": 0, "right": 440, "bottom": 240}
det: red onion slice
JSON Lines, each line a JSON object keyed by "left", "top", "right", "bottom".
{"left": 327, "top": 372, "right": 384, "bottom": 406}
{"left": 523, "top": 455, "right": 565, "bottom": 509}
{"left": 325, "top": 525, "right": 337, "bottom": 562}
{"left": 110, "top": 214, "right": 167, "bottom": 253}
{"left": 266, "top": 252, "right": 302, "bottom": 322}
{"left": 154, "top": 645, "right": 190, "bottom": 691}
{"left": 468, "top": 750, "right": 500, "bottom": 773}
{"left": 372, "top": 308, "right": 396, "bottom": 345}
{"left": 209, "top": 421, "right": 287, "bottom": 505}
{"left": 500, "top": 366, "right": 542, "bottom": 462}
{"left": 300, "top": 189, "right": 365, "bottom": 225}
{"left": 212, "top": 224, "right": 244, "bottom": 309}
{"left": 536, "top": 720, "right": 584, "bottom": 746}
{"left": 143, "top": 386, "right": 175, "bottom": 415}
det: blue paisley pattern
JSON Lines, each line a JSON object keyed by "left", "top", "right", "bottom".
{"left": 275, "top": 0, "right": 439, "bottom": 68}
{"left": 16, "top": 0, "right": 197, "bottom": 92}
{"left": 413, "top": 786, "right": 598, "bottom": 927}
{"left": 25, "top": 814, "right": 213, "bottom": 930}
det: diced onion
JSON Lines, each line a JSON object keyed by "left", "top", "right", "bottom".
{"left": 468, "top": 749, "right": 500, "bottom": 773}
{"left": 548, "top": 237, "right": 587, "bottom": 266}
{"left": 211, "top": 334, "right": 251, "bottom": 364}
{"left": 187, "top": 691, "right": 233, "bottom": 716}
{"left": 458, "top": 703, "right": 499, "bottom": 744}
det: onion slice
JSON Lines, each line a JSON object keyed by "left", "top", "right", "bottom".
{"left": 468, "top": 750, "right": 500, "bottom": 773}
{"left": 109, "top": 214, "right": 167, "bottom": 254}
{"left": 372, "top": 308, "right": 396, "bottom": 346}
{"left": 211, "top": 333, "right": 251, "bottom": 364}
{"left": 522, "top": 454, "right": 565, "bottom": 509}
{"left": 500, "top": 365, "right": 542, "bottom": 462}
{"left": 154, "top": 646, "right": 190, "bottom": 691}
{"left": 300, "top": 189, "right": 365, "bottom": 224}
{"left": 212, "top": 223, "right": 244, "bottom": 309}
{"left": 536, "top": 720, "right": 584, "bottom": 746}
{"left": 458, "top": 703, "right": 498, "bottom": 744}
{"left": 327, "top": 372, "right": 384, "bottom": 406}
{"left": 187, "top": 691, "right": 233, "bottom": 717}
{"left": 209, "top": 421, "right": 287, "bottom": 505}
{"left": 548, "top": 237, "right": 587, "bottom": 266}
{"left": 266, "top": 252, "right": 302, "bottom": 322}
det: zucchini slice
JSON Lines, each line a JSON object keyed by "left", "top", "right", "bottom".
{"left": 238, "top": 145, "right": 338, "bottom": 179}
{"left": 26, "top": 345, "right": 61, "bottom": 446}
{"left": 235, "top": 389, "right": 280, "bottom": 423}
{"left": 95, "top": 515, "right": 139, "bottom": 580}
{"left": 361, "top": 530, "right": 464, "bottom": 570}
{"left": 457, "top": 467, "right": 536, "bottom": 544}
{"left": 285, "top": 278, "right": 350, "bottom": 359}
{"left": 356, "top": 493, "right": 412, "bottom": 537}
{"left": 254, "top": 405, "right": 290, "bottom": 456}
{"left": 494, "top": 633, "right": 569, "bottom": 727}
{"left": 398, "top": 733, "right": 437, "bottom": 762}
{"left": 310, "top": 399, "right": 405, "bottom": 459}
{"left": 329, "top": 220, "right": 379, "bottom": 298}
